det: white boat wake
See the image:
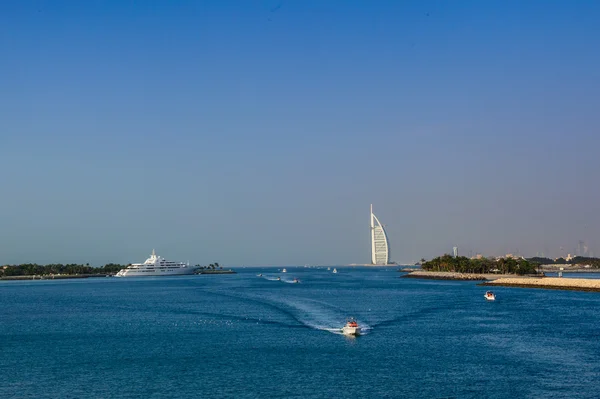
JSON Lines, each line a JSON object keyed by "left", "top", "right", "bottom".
{"left": 203, "top": 289, "right": 372, "bottom": 335}
{"left": 273, "top": 296, "right": 371, "bottom": 335}
{"left": 263, "top": 276, "right": 281, "bottom": 281}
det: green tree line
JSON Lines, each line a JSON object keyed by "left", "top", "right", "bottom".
{"left": 526, "top": 256, "right": 600, "bottom": 268}
{"left": 0, "top": 263, "right": 126, "bottom": 277}
{"left": 194, "top": 263, "right": 223, "bottom": 271}
{"left": 421, "top": 254, "right": 538, "bottom": 275}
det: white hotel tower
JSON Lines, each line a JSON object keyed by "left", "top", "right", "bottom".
{"left": 370, "top": 204, "right": 390, "bottom": 265}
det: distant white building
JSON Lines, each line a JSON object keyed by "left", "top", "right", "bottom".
{"left": 370, "top": 204, "right": 390, "bottom": 265}
{"left": 496, "top": 254, "right": 525, "bottom": 260}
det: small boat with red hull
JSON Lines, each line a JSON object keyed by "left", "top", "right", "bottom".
{"left": 341, "top": 318, "right": 361, "bottom": 336}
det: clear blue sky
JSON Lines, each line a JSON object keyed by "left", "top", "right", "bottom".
{"left": 1, "top": 0, "right": 599, "bottom": 266}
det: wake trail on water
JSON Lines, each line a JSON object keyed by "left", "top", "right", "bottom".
{"left": 262, "top": 276, "right": 281, "bottom": 281}
{"left": 272, "top": 296, "right": 372, "bottom": 335}
{"left": 204, "top": 289, "right": 372, "bottom": 335}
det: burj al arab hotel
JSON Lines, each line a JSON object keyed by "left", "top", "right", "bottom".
{"left": 370, "top": 204, "right": 390, "bottom": 265}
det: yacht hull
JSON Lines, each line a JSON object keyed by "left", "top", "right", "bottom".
{"left": 115, "top": 267, "right": 198, "bottom": 277}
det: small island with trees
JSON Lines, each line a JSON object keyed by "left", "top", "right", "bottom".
{"left": 403, "top": 254, "right": 600, "bottom": 292}
{"left": 403, "top": 254, "right": 539, "bottom": 280}
{"left": 194, "top": 262, "right": 236, "bottom": 274}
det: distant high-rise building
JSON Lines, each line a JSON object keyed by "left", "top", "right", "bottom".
{"left": 578, "top": 240, "right": 585, "bottom": 256}
{"left": 370, "top": 204, "right": 390, "bottom": 265}
{"left": 453, "top": 247, "right": 458, "bottom": 257}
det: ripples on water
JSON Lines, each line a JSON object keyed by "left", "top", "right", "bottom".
{"left": 1, "top": 267, "right": 600, "bottom": 398}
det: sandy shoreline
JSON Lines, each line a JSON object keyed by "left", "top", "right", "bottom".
{"left": 481, "top": 277, "right": 600, "bottom": 292}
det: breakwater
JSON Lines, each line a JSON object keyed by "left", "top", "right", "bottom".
{"left": 196, "top": 270, "right": 236, "bottom": 274}
{"left": 400, "top": 271, "right": 508, "bottom": 281}
{"left": 481, "top": 277, "right": 600, "bottom": 292}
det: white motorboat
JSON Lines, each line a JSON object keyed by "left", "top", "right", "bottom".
{"left": 332, "top": 268, "right": 338, "bottom": 274}
{"left": 484, "top": 291, "right": 496, "bottom": 301}
{"left": 257, "top": 273, "right": 262, "bottom": 277}
{"left": 341, "top": 318, "right": 361, "bottom": 336}
{"left": 282, "top": 268, "right": 287, "bottom": 273}
{"left": 115, "top": 250, "right": 198, "bottom": 277}
{"left": 292, "top": 278, "right": 299, "bottom": 283}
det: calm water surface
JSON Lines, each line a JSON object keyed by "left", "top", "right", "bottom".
{"left": 1, "top": 267, "right": 599, "bottom": 398}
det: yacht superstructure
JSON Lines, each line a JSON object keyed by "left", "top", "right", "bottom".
{"left": 115, "top": 250, "right": 198, "bottom": 277}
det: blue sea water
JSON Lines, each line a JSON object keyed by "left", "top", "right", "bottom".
{"left": 1, "top": 267, "right": 599, "bottom": 398}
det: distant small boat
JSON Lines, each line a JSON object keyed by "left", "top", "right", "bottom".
{"left": 484, "top": 291, "right": 496, "bottom": 301}
{"left": 332, "top": 268, "right": 337, "bottom": 274}
{"left": 327, "top": 267, "right": 331, "bottom": 271}
{"left": 341, "top": 318, "right": 361, "bottom": 336}
{"left": 282, "top": 268, "right": 287, "bottom": 273}
{"left": 257, "top": 274, "right": 262, "bottom": 277}
{"left": 292, "top": 278, "right": 299, "bottom": 283}
{"left": 276, "top": 277, "right": 281, "bottom": 281}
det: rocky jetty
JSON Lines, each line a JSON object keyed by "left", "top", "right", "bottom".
{"left": 481, "top": 277, "right": 600, "bottom": 292}
{"left": 400, "top": 271, "right": 507, "bottom": 281}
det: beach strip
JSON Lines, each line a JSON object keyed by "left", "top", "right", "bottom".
{"left": 481, "top": 277, "right": 600, "bottom": 292}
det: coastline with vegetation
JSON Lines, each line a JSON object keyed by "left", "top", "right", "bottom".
{"left": 528, "top": 256, "right": 600, "bottom": 269}
{"left": 194, "top": 263, "right": 236, "bottom": 274}
{"left": 402, "top": 271, "right": 510, "bottom": 281}
{"left": 401, "top": 254, "right": 540, "bottom": 281}
{"left": 403, "top": 254, "right": 600, "bottom": 292}
{"left": 0, "top": 262, "right": 233, "bottom": 280}
{"left": 0, "top": 263, "right": 124, "bottom": 280}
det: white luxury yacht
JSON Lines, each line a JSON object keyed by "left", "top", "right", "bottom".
{"left": 115, "top": 250, "right": 199, "bottom": 277}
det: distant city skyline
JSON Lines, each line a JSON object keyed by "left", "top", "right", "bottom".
{"left": 1, "top": 1, "right": 599, "bottom": 266}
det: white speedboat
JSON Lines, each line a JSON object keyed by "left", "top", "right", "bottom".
{"left": 332, "top": 268, "right": 338, "bottom": 274}
{"left": 257, "top": 273, "right": 262, "bottom": 277}
{"left": 282, "top": 268, "right": 287, "bottom": 273}
{"left": 292, "top": 278, "right": 299, "bottom": 283}
{"left": 484, "top": 291, "right": 496, "bottom": 301}
{"left": 341, "top": 318, "right": 361, "bottom": 336}
{"left": 276, "top": 277, "right": 281, "bottom": 281}
{"left": 115, "top": 250, "right": 198, "bottom": 277}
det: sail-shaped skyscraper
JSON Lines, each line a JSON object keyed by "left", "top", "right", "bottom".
{"left": 370, "top": 204, "right": 390, "bottom": 265}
